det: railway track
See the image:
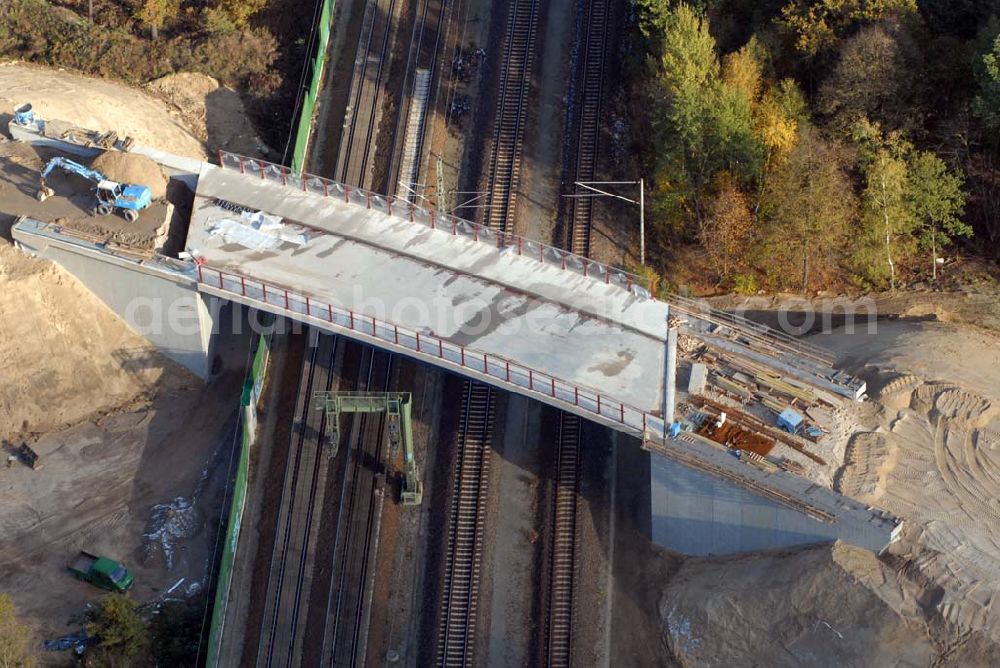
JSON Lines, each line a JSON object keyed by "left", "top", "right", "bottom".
{"left": 545, "top": 414, "right": 581, "bottom": 667}
{"left": 257, "top": 331, "right": 338, "bottom": 667}
{"left": 320, "top": 346, "right": 395, "bottom": 666}
{"left": 544, "top": 0, "right": 610, "bottom": 662}
{"left": 566, "top": 0, "right": 608, "bottom": 256}
{"left": 482, "top": 0, "right": 540, "bottom": 236}
{"left": 337, "top": 0, "right": 402, "bottom": 188}
{"left": 436, "top": 381, "right": 496, "bottom": 666}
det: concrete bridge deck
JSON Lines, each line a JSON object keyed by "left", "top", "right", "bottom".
{"left": 184, "top": 153, "right": 863, "bottom": 437}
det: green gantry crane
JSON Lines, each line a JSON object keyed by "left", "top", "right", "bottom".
{"left": 312, "top": 391, "right": 423, "bottom": 505}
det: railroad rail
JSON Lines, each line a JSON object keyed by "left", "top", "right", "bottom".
{"left": 545, "top": 414, "right": 581, "bottom": 667}
{"left": 436, "top": 382, "right": 496, "bottom": 666}
{"left": 566, "top": 0, "right": 608, "bottom": 257}
{"left": 337, "top": 0, "right": 400, "bottom": 188}
{"left": 257, "top": 332, "right": 338, "bottom": 667}
{"left": 320, "top": 347, "right": 395, "bottom": 666}
{"left": 544, "top": 0, "right": 611, "bottom": 660}
{"left": 482, "top": 0, "right": 540, "bottom": 236}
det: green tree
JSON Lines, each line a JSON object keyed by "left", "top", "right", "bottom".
{"left": 85, "top": 594, "right": 147, "bottom": 667}
{"left": 907, "top": 151, "right": 970, "bottom": 279}
{"left": 757, "top": 124, "right": 856, "bottom": 292}
{"left": 649, "top": 4, "right": 762, "bottom": 235}
{"left": 973, "top": 32, "right": 1000, "bottom": 132}
{"left": 853, "top": 120, "right": 915, "bottom": 290}
{"left": 0, "top": 594, "right": 36, "bottom": 668}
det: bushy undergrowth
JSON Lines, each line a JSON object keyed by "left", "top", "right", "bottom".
{"left": 0, "top": 0, "right": 279, "bottom": 93}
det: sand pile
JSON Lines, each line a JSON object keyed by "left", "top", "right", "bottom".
{"left": 661, "top": 542, "right": 937, "bottom": 666}
{"left": 0, "top": 244, "right": 169, "bottom": 440}
{"left": 91, "top": 151, "right": 168, "bottom": 199}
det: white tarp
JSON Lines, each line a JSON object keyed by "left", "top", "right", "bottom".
{"left": 206, "top": 211, "right": 308, "bottom": 251}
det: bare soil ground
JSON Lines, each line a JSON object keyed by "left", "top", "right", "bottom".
{"left": 0, "top": 370, "right": 241, "bottom": 640}
{"left": 0, "top": 68, "right": 247, "bottom": 660}
{"left": 0, "top": 243, "right": 165, "bottom": 440}
{"left": 146, "top": 73, "right": 270, "bottom": 158}
{"left": 0, "top": 141, "right": 175, "bottom": 250}
{"left": 0, "top": 61, "right": 207, "bottom": 159}
{"left": 662, "top": 543, "right": 939, "bottom": 666}
{"left": 0, "top": 236, "right": 242, "bottom": 647}
{"left": 817, "top": 321, "right": 1000, "bottom": 649}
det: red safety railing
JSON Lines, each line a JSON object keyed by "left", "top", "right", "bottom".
{"left": 196, "top": 262, "right": 662, "bottom": 438}
{"left": 216, "top": 150, "right": 656, "bottom": 299}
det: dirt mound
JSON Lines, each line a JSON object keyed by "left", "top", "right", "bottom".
{"left": 0, "top": 245, "right": 173, "bottom": 440}
{"left": 146, "top": 72, "right": 269, "bottom": 157}
{"left": 836, "top": 432, "right": 892, "bottom": 500}
{"left": 661, "top": 542, "right": 939, "bottom": 666}
{"left": 91, "top": 151, "right": 167, "bottom": 199}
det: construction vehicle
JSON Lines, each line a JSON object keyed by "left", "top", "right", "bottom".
{"left": 313, "top": 391, "right": 423, "bottom": 504}
{"left": 67, "top": 551, "right": 134, "bottom": 592}
{"left": 37, "top": 156, "right": 151, "bottom": 222}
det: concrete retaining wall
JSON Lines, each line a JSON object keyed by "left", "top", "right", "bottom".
{"left": 650, "top": 453, "right": 891, "bottom": 555}
{"left": 12, "top": 222, "right": 217, "bottom": 379}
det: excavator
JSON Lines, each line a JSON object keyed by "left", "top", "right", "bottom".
{"left": 37, "top": 156, "right": 152, "bottom": 222}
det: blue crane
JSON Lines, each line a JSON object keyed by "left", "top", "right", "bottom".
{"left": 37, "top": 156, "right": 152, "bottom": 222}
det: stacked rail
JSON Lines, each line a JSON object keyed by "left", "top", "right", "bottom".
{"left": 391, "top": 0, "right": 448, "bottom": 198}
{"left": 436, "top": 382, "right": 496, "bottom": 666}
{"left": 257, "top": 333, "right": 338, "bottom": 667}
{"left": 482, "top": 0, "right": 540, "bottom": 236}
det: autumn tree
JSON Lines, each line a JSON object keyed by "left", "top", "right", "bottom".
{"left": 0, "top": 594, "right": 36, "bottom": 668}
{"left": 817, "top": 23, "right": 925, "bottom": 133}
{"left": 778, "top": 0, "right": 918, "bottom": 58}
{"left": 757, "top": 124, "right": 856, "bottom": 292}
{"left": 207, "top": 0, "right": 268, "bottom": 31}
{"left": 131, "top": 0, "right": 179, "bottom": 39}
{"left": 751, "top": 77, "right": 806, "bottom": 214}
{"left": 85, "top": 594, "right": 148, "bottom": 667}
{"left": 907, "top": 151, "right": 970, "bottom": 279}
{"left": 701, "top": 174, "right": 753, "bottom": 280}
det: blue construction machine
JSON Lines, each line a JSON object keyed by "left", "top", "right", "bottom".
{"left": 37, "top": 156, "right": 152, "bottom": 222}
